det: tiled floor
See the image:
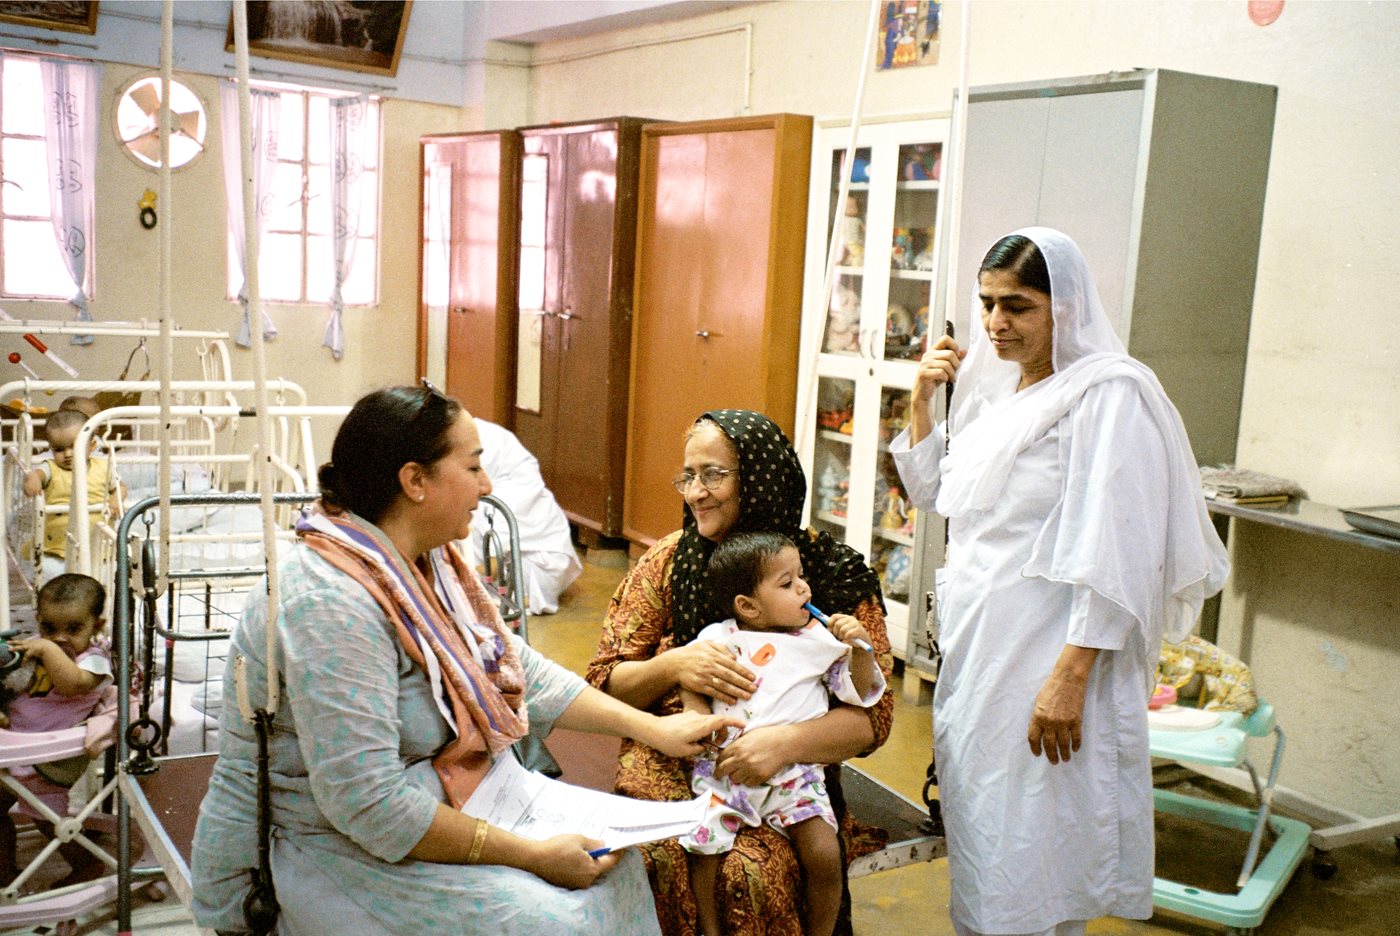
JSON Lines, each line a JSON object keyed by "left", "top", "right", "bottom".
{"left": 6, "top": 543, "right": 1397, "bottom": 935}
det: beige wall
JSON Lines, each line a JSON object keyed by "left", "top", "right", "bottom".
{"left": 522, "top": 0, "right": 1400, "bottom": 818}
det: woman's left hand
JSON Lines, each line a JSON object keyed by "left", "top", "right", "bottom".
{"left": 1026, "top": 670, "right": 1088, "bottom": 765}
{"left": 644, "top": 710, "right": 746, "bottom": 759}
{"left": 713, "top": 724, "right": 794, "bottom": 786}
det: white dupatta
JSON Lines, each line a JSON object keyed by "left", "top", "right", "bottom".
{"left": 937, "top": 227, "right": 1228, "bottom": 642}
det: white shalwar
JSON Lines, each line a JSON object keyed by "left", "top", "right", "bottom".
{"left": 891, "top": 227, "right": 1228, "bottom": 935}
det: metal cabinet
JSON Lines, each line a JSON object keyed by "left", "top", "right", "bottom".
{"left": 905, "top": 69, "right": 1277, "bottom": 692}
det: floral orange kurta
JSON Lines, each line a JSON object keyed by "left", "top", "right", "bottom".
{"left": 586, "top": 531, "right": 895, "bottom": 936}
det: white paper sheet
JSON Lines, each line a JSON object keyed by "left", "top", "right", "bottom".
{"left": 464, "top": 753, "right": 708, "bottom": 851}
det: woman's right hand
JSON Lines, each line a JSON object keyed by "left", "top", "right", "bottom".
{"left": 528, "top": 835, "right": 621, "bottom": 889}
{"left": 670, "top": 640, "right": 756, "bottom": 706}
{"left": 911, "top": 334, "right": 965, "bottom": 403}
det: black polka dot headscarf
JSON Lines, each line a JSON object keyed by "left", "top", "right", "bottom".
{"left": 671, "top": 409, "right": 885, "bottom": 645}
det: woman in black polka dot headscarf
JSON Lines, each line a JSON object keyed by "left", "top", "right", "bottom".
{"left": 586, "top": 409, "right": 892, "bottom": 936}
{"left": 670, "top": 409, "right": 884, "bottom": 646}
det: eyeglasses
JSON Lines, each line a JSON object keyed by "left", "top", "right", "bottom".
{"left": 415, "top": 377, "right": 449, "bottom": 420}
{"left": 672, "top": 466, "right": 738, "bottom": 493}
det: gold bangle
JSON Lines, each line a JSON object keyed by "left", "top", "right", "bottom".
{"left": 467, "top": 817, "right": 489, "bottom": 864}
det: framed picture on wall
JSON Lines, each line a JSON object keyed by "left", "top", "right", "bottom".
{"left": 226, "top": 1, "right": 413, "bottom": 77}
{"left": 876, "top": 0, "right": 940, "bottom": 70}
{"left": 0, "top": 1, "right": 99, "bottom": 35}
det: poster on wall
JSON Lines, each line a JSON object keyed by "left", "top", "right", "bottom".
{"left": 226, "top": 1, "right": 413, "bottom": 77}
{"left": 0, "top": 1, "right": 98, "bottom": 35}
{"left": 876, "top": 0, "right": 940, "bottom": 70}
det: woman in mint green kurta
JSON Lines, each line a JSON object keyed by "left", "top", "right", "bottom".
{"left": 190, "top": 385, "right": 736, "bottom": 935}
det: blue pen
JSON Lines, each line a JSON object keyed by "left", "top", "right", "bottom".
{"left": 804, "top": 602, "right": 873, "bottom": 653}
{"left": 588, "top": 846, "right": 612, "bottom": 859}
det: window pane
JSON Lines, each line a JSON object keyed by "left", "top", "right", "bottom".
{"left": 306, "top": 234, "right": 331, "bottom": 302}
{"left": 2, "top": 59, "right": 45, "bottom": 136}
{"left": 276, "top": 93, "right": 304, "bottom": 163}
{"left": 307, "top": 96, "right": 329, "bottom": 165}
{"left": 306, "top": 165, "right": 330, "bottom": 236}
{"left": 343, "top": 236, "right": 376, "bottom": 304}
{"left": 352, "top": 170, "right": 377, "bottom": 237}
{"left": 4, "top": 219, "right": 73, "bottom": 298}
{"left": 2, "top": 138, "right": 52, "bottom": 216}
{"left": 265, "top": 163, "right": 304, "bottom": 233}
{"left": 258, "top": 232, "right": 302, "bottom": 301}
{"left": 361, "top": 102, "right": 380, "bottom": 169}
{"left": 307, "top": 235, "right": 376, "bottom": 305}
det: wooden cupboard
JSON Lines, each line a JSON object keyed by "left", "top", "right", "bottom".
{"left": 510, "top": 118, "right": 646, "bottom": 540}
{"left": 417, "top": 131, "right": 521, "bottom": 427}
{"left": 624, "top": 114, "right": 814, "bottom": 547}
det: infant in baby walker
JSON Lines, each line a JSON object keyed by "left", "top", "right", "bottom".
{"left": 2, "top": 573, "right": 113, "bottom": 891}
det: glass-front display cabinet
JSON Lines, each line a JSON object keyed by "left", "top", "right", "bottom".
{"left": 796, "top": 118, "right": 948, "bottom": 663}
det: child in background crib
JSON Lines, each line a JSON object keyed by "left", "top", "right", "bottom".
{"left": 679, "top": 532, "right": 885, "bottom": 936}
{"left": 1, "top": 574, "right": 112, "bottom": 888}
{"left": 21, "top": 408, "right": 121, "bottom": 584}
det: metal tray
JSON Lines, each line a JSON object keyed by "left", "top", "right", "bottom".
{"left": 1340, "top": 505, "right": 1400, "bottom": 540}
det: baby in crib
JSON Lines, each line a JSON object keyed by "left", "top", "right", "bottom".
{"left": 22, "top": 408, "right": 121, "bottom": 583}
{"left": 679, "top": 531, "right": 884, "bottom": 936}
{"left": 1, "top": 573, "right": 112, "bottom": 888}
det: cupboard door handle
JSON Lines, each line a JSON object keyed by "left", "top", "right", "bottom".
{"left": 451, "top": 306, "right": 467, "bottom": 314}
{"left": 696, "top": 330, "right": 710, "bottom": 339}
{"left": 558, "top": 308, "right": 574, "bottom": 321}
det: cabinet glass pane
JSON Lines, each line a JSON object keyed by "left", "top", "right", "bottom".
{"left": 872, "top": 385, "right": 916, "bottom": 604}
{"left": 885, "top": 141, "right": 942, "bottom": 362}
{"left": 517, "top": 154, "right": 549, "bottom": 414}
{"left": 823, "top": 147, "right": 870, "bottom": 355}
{"left": 811, "top": 377, "right": 856, "bottom": 540}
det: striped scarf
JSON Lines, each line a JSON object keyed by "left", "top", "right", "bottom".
{"left": 296, "top": 505, "right": 528, "bottom": 808}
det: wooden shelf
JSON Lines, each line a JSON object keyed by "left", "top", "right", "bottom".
{"left": 818, "top": 428, "right": 854, "bottom": 445}
{"left": 889, "top": 268, "right": 934, "bottom": 281}
{"left": 876, "top": 528, "right": 915, "bottom": 547}
{"left": 895, "top": 180, "right": 939, "bottom": 191}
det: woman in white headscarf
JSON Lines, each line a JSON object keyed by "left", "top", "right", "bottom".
{"left": 890, "top": 228, "right": 1229, "bottom": 936}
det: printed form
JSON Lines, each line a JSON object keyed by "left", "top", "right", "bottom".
{"left": 464, "top": 753, "right": 709, "bottom": 851}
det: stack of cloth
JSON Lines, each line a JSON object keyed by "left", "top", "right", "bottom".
{"left": 1199, "top": 465, "right": 1306, "bottom": 507}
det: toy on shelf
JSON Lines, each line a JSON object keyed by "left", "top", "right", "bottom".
{"left": 891, "top": 228, "right": 913, "bottom": 270}
{"left": 824, "top": 279, "right": 861, "bottom": 353}
{"left": 884, "top": 304, "right": 919, "bottom": 360}
{"left": 881, "top": 545, "right": 911, "bottom": 599}
{"left": 901, "top": 144, "right": 941, "bottom": 182}
{"left": 880, "top": 394, "right": 910, "bottom": 442}
{"left": 881, "top": 487, "right": 909, "bottom": 531}
{"left": 840, "top": 195, "right": 865, "bottom": 267}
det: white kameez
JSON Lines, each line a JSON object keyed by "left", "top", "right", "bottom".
{"left": 891, "top": 227, "right": 1229, "bottom": 935}
{"left": 462, "top": 419, "right": 583, "bottom": 614}
{"left": 894, "top": 381, "right": 1162, "bottom": 932}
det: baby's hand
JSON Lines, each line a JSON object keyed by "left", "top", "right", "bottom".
{"left": 10, "top": 636, "right": 59, "bottom": 665}
{"left": 826, "top": 613, "right": 872, "bottom": 650}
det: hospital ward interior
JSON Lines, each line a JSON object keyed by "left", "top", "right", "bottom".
{"left": 0, "top": 1, "right": 1397, "bottom": 934}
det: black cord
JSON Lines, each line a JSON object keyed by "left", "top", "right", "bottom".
{"left": 243, "top": 707, "right": 280, "bottom": 936}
